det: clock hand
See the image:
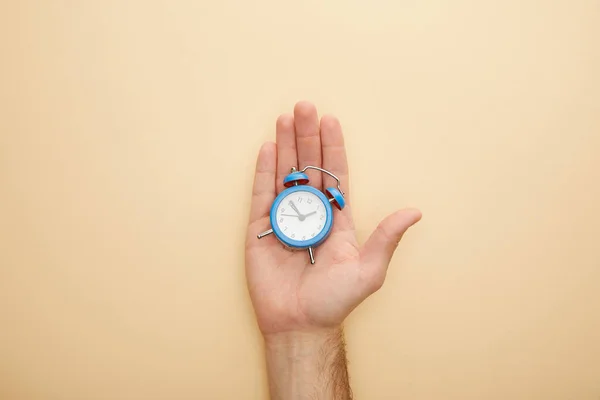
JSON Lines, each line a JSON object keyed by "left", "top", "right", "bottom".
{"left": 303, "top": 211, "right": 317, "bottom": 218}
{"left": 288, "top": 201, "right": 303, "bottom": 217}
{"left": 281, "top": 214, "right": 300, "bottom": 218}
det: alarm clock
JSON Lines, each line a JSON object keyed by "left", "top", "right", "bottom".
{"left": 257, "top": 166, "right": 345, "bottom": 264}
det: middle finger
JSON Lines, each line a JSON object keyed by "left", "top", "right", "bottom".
{"left": 294, "top": 101, "right": 322, "bottom": 190}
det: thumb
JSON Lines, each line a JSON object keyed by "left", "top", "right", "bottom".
{"left": 360, "top": 208, "right": 422, "bottom": 291}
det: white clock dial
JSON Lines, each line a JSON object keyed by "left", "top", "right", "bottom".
{"left": 275, "top": 190, "right": 328, "bottom": 241}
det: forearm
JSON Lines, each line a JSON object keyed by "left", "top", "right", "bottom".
{"left": 264, "top": 327, "right": 352, "bottom": 400}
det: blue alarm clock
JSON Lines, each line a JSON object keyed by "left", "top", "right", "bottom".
{"left": 257, "top": 166, "right": 345, "bottom": 264}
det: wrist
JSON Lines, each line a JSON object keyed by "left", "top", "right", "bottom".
{"left": 264, "top": 326, "right": 343, "bottom": 351}
{"left": 264, "top": 327, "right": 352, "bottom": 400}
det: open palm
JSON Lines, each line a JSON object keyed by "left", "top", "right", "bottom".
{"left": 246, "top": 101, "right": 421, "bottom": 336}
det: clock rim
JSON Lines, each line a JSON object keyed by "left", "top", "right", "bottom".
{"left": 269, "top": 185, "right": 333, "bottom": 250}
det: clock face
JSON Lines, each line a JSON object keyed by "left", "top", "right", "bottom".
{"left": 273, "top": 190, "right": 328, "bottom": 242}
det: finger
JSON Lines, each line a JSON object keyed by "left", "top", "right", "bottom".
{"left": 249, "top": 142, "right": 277, "bottom": 224}
{"left": 359, "top": 209, "right": 422, "bottom": 292}
{"left": 320, "top": 114, "right": 349, "bottom": 198}
{"left": 275, "top": 114, "right": 297, "bottom": 193}
{"left": 320, "top": 114, "right": 353, "bottom": 231}
{"left": 294, "top": 101, "right": 322, "bottom": 189}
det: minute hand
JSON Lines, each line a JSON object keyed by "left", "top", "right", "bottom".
{"left": 289, "top": 201, "right": 303, "bottom": 216}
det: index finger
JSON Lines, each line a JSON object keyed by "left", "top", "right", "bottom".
{"left": 248, "top": 142, "right": 277, "bottom": 224}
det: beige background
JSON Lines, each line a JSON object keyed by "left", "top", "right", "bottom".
{"left": 1, "top": 1, "right": 599, "bottom": 399}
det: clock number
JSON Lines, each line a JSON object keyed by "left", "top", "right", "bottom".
{"left": 297, "top": 197, "right": 302, "bottom": 203}
{"left": 281, "top": 207, "right": 286, "bottom": 212}
{"left": 307, "top": 198, "right": 312, "bottom": 204}
{"left": 291, "top": 233, "right": 295, "bottom": 238}
{"left": 311, "top": 232, "right": 316, "bottom": 237}
{"left": 283, "top": 226, "right": 288, "bottom": 231}
{"left": 302, "top": 236, "right": 306, "bottom": 240}
{"left": 320, "top": 215, "right": 324, "bottom": 220}
{"left": 279, "top": 218, "right": 283, "bottom": 223}
{"left": 317, "top": 225, "right": 322, "bottom": 230}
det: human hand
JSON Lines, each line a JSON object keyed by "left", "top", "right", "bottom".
{"left": 245, "top": 101, "right": 421, "bottom": 337}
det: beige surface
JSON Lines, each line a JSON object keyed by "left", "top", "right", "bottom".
{"left": 1, "top": 1, "right": 599, "bottom": 399}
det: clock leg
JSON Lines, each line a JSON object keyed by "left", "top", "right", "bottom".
{"left": 308, "top": 247, "right": 315, "bottom": 264}
{"left": 257, "top": 229, "right": 273, "bottom": 239}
